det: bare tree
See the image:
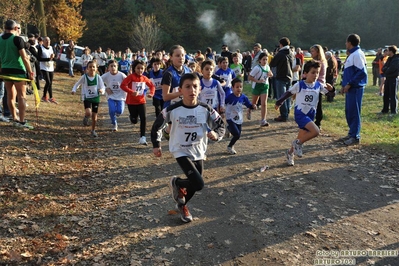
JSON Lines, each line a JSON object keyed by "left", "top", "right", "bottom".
{"left": 130, "top": 13, "right": 163, "bottom": 52}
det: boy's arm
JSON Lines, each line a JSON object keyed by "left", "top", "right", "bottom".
{"left": 151, "top": 109, "right": 168, "bottom": 148}
{"left": 275, "top": 91, "right": 293, "bottom": 109}
{"left": 120, "top": 75, "right": 134, "bottom": 93}
{"left": 216, "top": 81, "right": 226, "bottom": 108}
{"left": 207, "top": 108, "right": 225, "bottom": 141}
{"left": 71, "top": 75, "right": 85, "bottom": 94}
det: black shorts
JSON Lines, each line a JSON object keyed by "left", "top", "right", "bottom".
{"left": 84, "top": 100, "right": 99, "bottom": 113}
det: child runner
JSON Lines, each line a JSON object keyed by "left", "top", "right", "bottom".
{"left": 118, "top": 53, "right": 131, "bottom": 76}
{"left": 71, "top": 61, "right": 105, "bottom": 137}
{"left": 248, "top": 52, "right": 273, "bottom": 126}
{"left": 151, "top": 73, "right": 225, "bottom": 222}
{"left": 225, "top": 78, "right": 256, "bottom": 154}
{"left": 101, "top": 60, "right": 127, "bottom": 131}
{"left": 275, "top": 60, "right": 335, "bottom": 166}
{"left": 215, "top": 56, "right": 236, "bottom": 99}
{"left": 120, "top": 59, "right": 155, "bottom": 145}
{"left": 199, "top": 59, "right": 225, "bottom": 113}
{"left": 229, "top": 52, "right": 244, "bottom": 80}
{"left": 81, "top": 48, "right": 93, "bottom": 74}
{"left": 161, "top": 45, "right": 191, "bottom": 138}
{"left": 145, "top": 58, "right": 164, "bottom": 117}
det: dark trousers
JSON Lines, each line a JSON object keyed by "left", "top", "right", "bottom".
{"left": 227, "top": 120, "right": 241, "bottom": 147}
{"left": 175, "top": 156, "right": 204, "bottom": 205}
{"left": 382, "top": 77, "right": 398, "bottom": 114}
{"left": 128, "top": 104, "right": 146, "bottom": 137}
{"left": 152, "top": 97, "right": 164, "bottom": 117}
{"left": 315, "top": 93, "right": 323, "bottom": 128}
{"left": 41, "top": 70, "right": 54, "bottom": 98}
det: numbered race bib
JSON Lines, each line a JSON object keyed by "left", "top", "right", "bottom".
{"left": 151, "top": 77, "right": 162, "bottom": 90}
{"left": 85, "top": 85, "right": 99, "bottom": 98}
{"left": 176, "top": 114, "right": 204, "bottom": 149}
{"left": 121, "top": 65, "right": 127, "bottom": 71}
{"left": 200, "top": 90, "right": 217, "bottom": 107}
{"left": 132, "top": 82, "right": 145, "bottom": 96}
{"left": 111, "top": 81, "right": 120, "bottom": 92}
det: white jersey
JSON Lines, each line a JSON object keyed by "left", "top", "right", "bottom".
{"left": 151, "top": 101, "right": 225, "bottom": 161}
{"left": 250, "top": 64, "right": 270, "bottom": 88}
{"left": 101, "top": 71, "right": 127, "bottom": 101}
{"left": 39, "top": 45, "right": 54, "bottom": 72}
{"left": 199, "top": 78, "right": 225, "bottom": 109}
{"left": 290, "top": 80, "right": 329, "bottom": 115}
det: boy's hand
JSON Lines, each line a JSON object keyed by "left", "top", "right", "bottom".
{"left": 207, "top": 131, "right": 218, "bottom": 141}
{"left": 252, "top": 104, "right": 257, "bottom": 110}
{"left": 274, "top": 104, "right": 280, "bottom": 110}
{"left": 71, "top": 91, "right": 75, "bottom": 95}
{"left": 147, "top": 94, "right": 153, "bottom": 98}
{"left": 153, "top": 147, "right": 162, "bottom": 157}
{"left": 326, "top": 83, "right": 333, "bottom": 91}
{"left": 132, "top": 91, "right": 138, "bottom": 96}
{"left": 106, "top": 88, "right": 113, "bottom": 95}
{"left": 219, "top": 106, "right": 225, "bottom": 113}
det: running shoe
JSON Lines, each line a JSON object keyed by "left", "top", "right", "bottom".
{"left": 344, "top": 137, "right": 360, "bottom": 146}
{"left": 83, "top": 116, "right": 89, "bottom": 126}
{"left": 260, "top": 120, "right": 269, "bottom": 127}
{"left": 292, "top": 139, "right": 303, "bottom": 157}
{"left": 227, "top": 146, "right": 237, "bottom": 155}
{"left": 14, "top": 121, "right": 34, "bottom": 130}
{"left": 286, "top": 149, "right": 294, "bottom": 166}
{"left": 177, "top": 204, "right": 193, "bottom": 223}
{"left": 0, "top": 115, "right": 10, "bottom": 122}
{"left": 112, "top": 123, "right": 118, "bottom": 131}
{"left": 139, "top": 136, "right": 148, "bottom": 145}
{"left": 91, "top": 130, "right": 98, "bottom": 137}
{"left": 41, "top": 96, "right": 49, "bottom": 102}
{"left": 169, "top": 177, "right": 186, "bottom": 205}
{"left": 49, "top": 98, "right": 58, "bottom": 104}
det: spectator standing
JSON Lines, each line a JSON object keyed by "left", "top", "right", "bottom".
{"left": 381, "top": 45, "right": 399, "bottom": 115}
{"left": 372, "top": 48, "right": 383, "bottom": 86}
{"left": 38, "top": 37, "right": 57, "bottom": 103}
{"left": 340, "top": 34, "right": 367, "bottom": 145}
{"left": 269, "top": 37, "right": 294, "bottom": 122}
{"left": 220, "top": 44, "right": 233, "bottom": 65}
{"left": 65, "top": 40, "right": 75, "bottom": 77}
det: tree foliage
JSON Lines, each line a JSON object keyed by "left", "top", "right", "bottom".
{"left": 131, "top": 13, "right": 163, "bottom": 52}
{"left": 0, "top": 0, "right": 35, "bottom": 30}
{"left": 43, "top": 0, "right": 86, "bottom": 41}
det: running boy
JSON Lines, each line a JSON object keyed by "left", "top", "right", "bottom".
{"left": 71, "top": 61, "right": 105, "bottom": 137}
{"left": 275, "top": 60, "right": 335, "bottom": 166}
{"left": 120, "top": 60, "right": 155, "bottom": 145}
{"left": 229, "top": 52, "right": 244, "bottom": 80}
{"left": 225, "top": 78, "right": 256, "bottom": 154}
{"left": 215, "top": 57, "right": 236, "bottom": 99}
{"left": 199, "top": 59, "right": 225, "bottom": 113}
{"left": 101, "top": 60, "right": 127, "bottom": 131}
{"left": 151, "top": 73, "right": 225, "bottom": 223}
{"left": 145, "top": 58, "right": 164, "bottom": 117}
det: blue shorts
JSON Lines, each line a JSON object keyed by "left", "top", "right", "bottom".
{"left": 295, "top": 111, "right": 314, "bottom": 130}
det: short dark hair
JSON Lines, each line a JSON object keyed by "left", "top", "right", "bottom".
{"left": 179, "top": 73, "right": 200, "bottom": 88}
{"left": 201, "top": 59, "right": 215, "bottom": 70}
{"left": 231, "top": 77, "right": 242, "bottom": 88}
{"left": 388, "top": 45, "right": 397, "bottom": 54}
{"left": 347, "top": 34, "right": 360, "bottom": 47}
{"left": 152, "top": 58, "right": 162, "bottom": 64}
{"left": 279, "top": 37, "right": 290, "bottom": 47}
{"left": 303, "top": 60, "right": 321, "bottom": 73}
{"left": 258, "top": 52, "right": 268, "bottom": 62}
{"left": 217, "top": 56, "right": 228, "bottom": 63}
{"left": 131, "top": 59, "right": 146, "bottom": 71}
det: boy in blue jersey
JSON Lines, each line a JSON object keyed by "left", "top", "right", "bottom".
{"left": 146, "top": 58, "right": 164, "bottom": 117}
{"left": 199, "top": 60, "right": 225, "bottom": 114}
{"left": 215, "top": 57, "right": 236, "bottom": 99}
{"left": 225, "top": 78, "right": 256, "bottom": 154}
{"left": 275, "top": 60, "right": 335, "bottom": 166}
{"left": 118, "top": 53, "right": 131, "bottom": 75}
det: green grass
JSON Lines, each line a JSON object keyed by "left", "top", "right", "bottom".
{"left": 244, "top": 56, "right": 399, "bottom": 156}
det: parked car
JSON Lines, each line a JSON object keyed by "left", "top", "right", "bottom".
{"left": 55, "top": 44, "right": 85, "bottom": 72}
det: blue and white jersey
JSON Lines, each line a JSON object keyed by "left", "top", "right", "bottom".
{"left": 225, "top": 93, "right": 253, "bottom": 125}
{"left": 161, "top": 65, "right": 191, "bottom": 108}
{"left": 342, "top": 46, "right": 367, "bottom": 88}
{"left": 118, "top": 60, "right": 130, "bottom": 75}
{"left": 148, "top": 69, "right": 163, "bottom": 100}
{"left": 199, "top": 78, "right": 225, "bottom": 110}
{"left": 215, "top": 68, "right": 236, "bottom": 98}
{"left": 290, "top": 80, "right": 329, "bottom": 116}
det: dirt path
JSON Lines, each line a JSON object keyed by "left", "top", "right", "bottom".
{"left": 1, "top": 77, "right": 399, "bottom": 265}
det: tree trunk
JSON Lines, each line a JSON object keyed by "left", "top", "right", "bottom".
{"left": 35, "top": 0, "right": 46, "bottom": 36}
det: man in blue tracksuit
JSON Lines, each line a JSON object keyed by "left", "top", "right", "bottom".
{"left": 340, "top": 34, "right": 368, "bottom": 146}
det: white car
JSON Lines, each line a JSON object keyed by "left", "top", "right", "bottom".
{"left": 55, "top": 44, "right": 85, "bottom": 72}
